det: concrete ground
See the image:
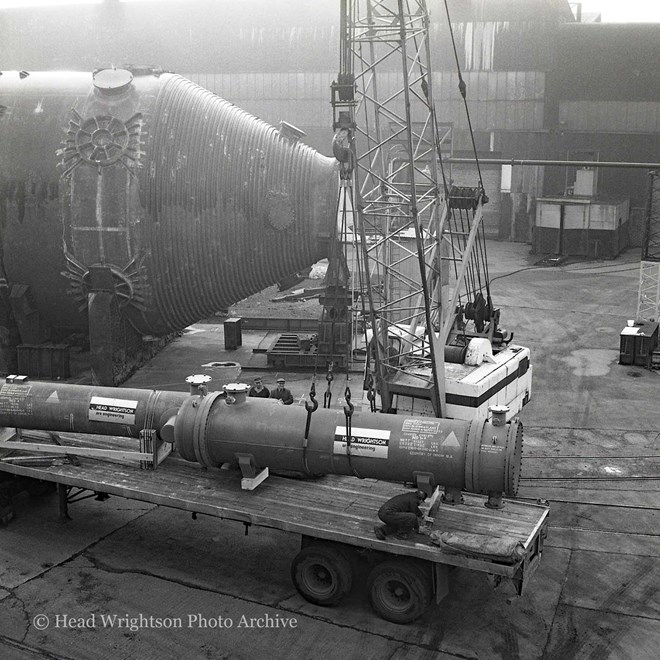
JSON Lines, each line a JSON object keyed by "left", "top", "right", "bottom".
{"left": 0, "top": 240, "right": 658, "bottom": 660}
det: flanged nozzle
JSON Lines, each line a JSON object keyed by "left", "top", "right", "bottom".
{"left": 489, "top": 404, "right": 509, "bottom": 427}
{"left": 223, "top": 382, "right": 250, "bottom": 405}
{"left": 186, "top": 374, "right": 212, "bottom": 396}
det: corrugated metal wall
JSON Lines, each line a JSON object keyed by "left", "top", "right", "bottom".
{"left": 186, "top": 69, "right": 545, "bottom": 146}
{"left": 558, "top": 102, "right": 660, "bottom": 133}
{"left": 433, "top": 71, "right": 545, "bottom": 131}
{"left": 551, "top": 23, "right": 660, "bottom": 101}
{"left": 1, "top": 0, "right": 658, "bottom": 239}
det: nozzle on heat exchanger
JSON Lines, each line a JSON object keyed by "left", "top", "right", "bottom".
{"left": 489, "top": 404, "right": 509, "bottom": 426}
{"left": 223, "top": 383, "right": 249, "bottom": 405}
{"left": 186, "top": 374, "right": 212, "bottom": 396}
{"left": 160, "top": 375, "right": 213, "bottom": 444}
{"left": 160, "top": 379, "right": 249, "bottom": 447}
{"left": 485, "top": 405, "right": 512, "bottom": 509}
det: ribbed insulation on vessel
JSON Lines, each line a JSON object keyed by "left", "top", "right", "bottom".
{"left": 0, "top": 69, "right": 338, "bottom": 336}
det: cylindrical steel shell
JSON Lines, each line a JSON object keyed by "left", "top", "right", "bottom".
{"left": 0, "top": 70, "right": 338, "bottom": 336}
{"left": 173, "top": 395, "right": 523, "bottom": 496}
{"left": 0, "top": 379, "right": 187, "bottom": 438}
{"left": 0, "top": 378, "right": 523, "bottom": 496}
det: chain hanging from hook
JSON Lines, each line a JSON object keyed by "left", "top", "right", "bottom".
{"left": 324, "top": 362, "right": 334, "bottom": 408}
{"left": 364, "top": 373, "right": 377, "bottom": 413}
{"left": 343, "top": 385, "right": 361, "bottom": 478}
{"left": 304, "top": 382, "right": 318, "bottom": 439}
{"left": 302, "top": 382, "right": 318, "bottom": 475}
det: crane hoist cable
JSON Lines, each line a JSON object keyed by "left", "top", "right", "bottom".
{"left": 407, "top": 0, "right": 495, "bottom": 319}
{"left": 442, "top": 0, "right": 493, "bottom": 305}
{"left": 442, "top": 0, "right": 485, "bottom": 195}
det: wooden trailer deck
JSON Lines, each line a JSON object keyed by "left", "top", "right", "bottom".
{"left": 0, "top": 431, "right": 549, "bottom": 585}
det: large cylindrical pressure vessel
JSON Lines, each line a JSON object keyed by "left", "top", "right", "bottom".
{"left": 0, "top": 377, "right": 187, "bottom": 438}
{"left": 0, "top": 69, "right": 338, "bottom": 336}
{"left": 0, "top": 377, "right": 523, "bottom": 497}
{"left": 171, "top": 388, "right": 523, "bottom": 497}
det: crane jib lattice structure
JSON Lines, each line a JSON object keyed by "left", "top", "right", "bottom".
{"left": 637, "top": 171, "right": 660, "bottom": 323}
{"left": 331, "top": 0, "right": 502, "bottom": 417}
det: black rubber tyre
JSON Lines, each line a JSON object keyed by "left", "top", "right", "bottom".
{"left": 367, "top": 559, "right": 433, "bottom": 624}
{"left": 290, "top": 544, "right": 355, "bottom": 606}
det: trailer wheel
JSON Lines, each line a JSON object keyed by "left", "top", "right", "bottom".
{"left": 367, "top": 559, "right": 432, "bottom": 624}
{"left": 291, "top": 544, "right": 354, "bottom": 606}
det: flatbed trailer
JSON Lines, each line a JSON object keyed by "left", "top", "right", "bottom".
{"left": 0, "top": 431, "right": 549, "bottom": 624}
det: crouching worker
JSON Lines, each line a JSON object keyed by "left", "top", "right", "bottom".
{"left": 374, "top": 489, "right": 427, "bottom": 541}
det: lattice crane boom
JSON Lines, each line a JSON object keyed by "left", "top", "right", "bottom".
{"left": 332, "top": 0, "right": 499, "bottom": 418}
{"left": 636, "top": 170, "right": 660, "bottom": 323}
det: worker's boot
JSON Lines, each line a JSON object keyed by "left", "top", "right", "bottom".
{"left": 0, "top": 487, "right": 14, "bottom": 526}
{"left": 0, "top": 505, "right": 13, "bottom": 526}
{"left": 373, "top": 525, "right": 387, "bottom": 540}
{"left": 395, "top": 530, "right": 414, "bottom": 540}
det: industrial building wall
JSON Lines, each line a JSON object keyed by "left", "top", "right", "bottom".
{"left": 0, "top": 1, "right": 338, "bottom": 154}
{"left": 549, "top": 23, "right": 660, "bottom": 103}
{"left": 0, "top": 1, "right": 339, "bottom": 73}
{"left": 539, "top": 21, "right": 660, "bottom": 210}
{"left": 0, "top": 1, "right": 559, "bottom": 152}
{"left": 540, "top": 133, "right": 660, "bottom": 201}
{"left": 1, "top": 0, "right": 658, "bottom": 240}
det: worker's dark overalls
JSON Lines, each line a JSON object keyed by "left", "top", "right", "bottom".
{"left": 374, "top": 491, "right": 425, "bottom": 540}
